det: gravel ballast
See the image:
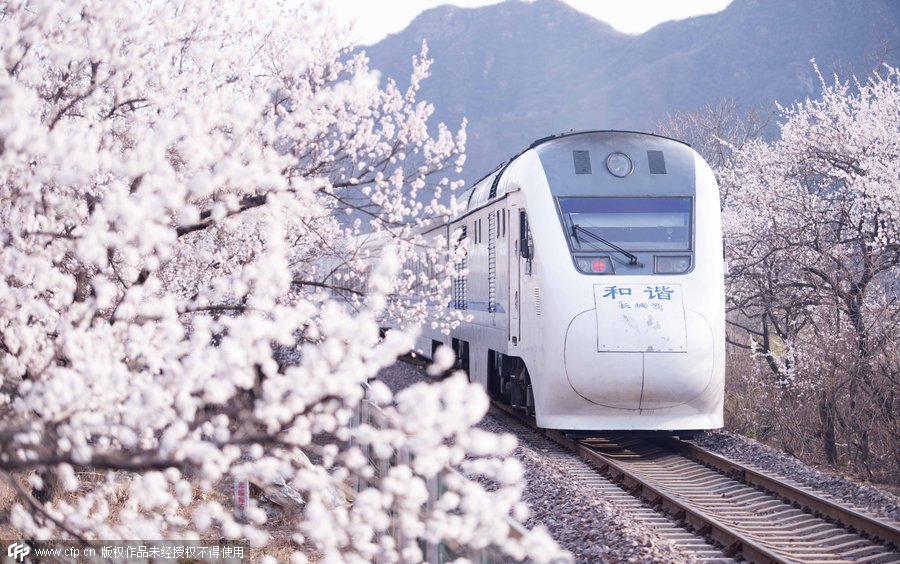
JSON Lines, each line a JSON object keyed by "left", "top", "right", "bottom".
{"left": 694, "top": 430, "right": 900, "bottom": 522}
{"left": 378, "top": 359, "right": 900, "bottom": 562}
{"left": 377, "top": 361, "right": 695, "bottom": 562}
{"left": 480, "top": 412, "right": 694, "bottom": 562}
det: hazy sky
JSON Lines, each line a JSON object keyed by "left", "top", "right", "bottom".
{"left": 325, "top": 0, "right": 734, "bottom": 45}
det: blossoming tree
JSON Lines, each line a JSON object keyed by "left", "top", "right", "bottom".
{"left": 0, "top": 1, "right": 564, "bottom": 560}
{"left": 716, "top": 63, "right": 900, "bottom": 479}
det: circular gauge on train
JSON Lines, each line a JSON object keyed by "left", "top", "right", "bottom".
{"left": 606, "top": 152, "right": 633, "bottom": 177}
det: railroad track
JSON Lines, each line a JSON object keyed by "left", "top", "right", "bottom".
{"left": 492, "top": 402, "right": 900, "bottom": 564}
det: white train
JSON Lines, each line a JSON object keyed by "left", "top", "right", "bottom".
{"left": 407, "top": 130, "right": 725, "bottom": 431}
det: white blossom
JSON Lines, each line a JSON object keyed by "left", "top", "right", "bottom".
{"left": 0, "top": 1, "right": 565, "bottom": 561}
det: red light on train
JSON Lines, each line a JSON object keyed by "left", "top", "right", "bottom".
{"left": 575, "top": 256, "right": 613, "bottom": 274}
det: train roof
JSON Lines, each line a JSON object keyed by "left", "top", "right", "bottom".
{"left": 461, "top": 130, "right": 691, "bottom": 213}
{"left": 528, "top": 129, "right": 690, "bottom": 150}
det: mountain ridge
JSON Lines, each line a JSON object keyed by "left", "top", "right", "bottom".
{"left": 362, "top": 0, "right": 900, "bottom": 183}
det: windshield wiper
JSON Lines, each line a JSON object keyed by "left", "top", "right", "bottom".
{"left": 571, "top": 224, "right": 641, "bottom": 266}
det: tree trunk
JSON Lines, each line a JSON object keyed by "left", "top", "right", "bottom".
{"left": 819, "top": 390, "right": 838, "bottom": 464}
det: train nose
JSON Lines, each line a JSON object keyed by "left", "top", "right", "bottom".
{"left": 563, "top": 308, "right": 716, "bottom": 410}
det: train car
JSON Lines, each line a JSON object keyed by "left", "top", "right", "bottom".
{"left": 410, "top": 130, "right": 725, "bottom": 431}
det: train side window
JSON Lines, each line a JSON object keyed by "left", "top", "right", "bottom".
{"left": 496, "top": 210, "right": 500, "bottom": 238}
{"left": 520, "top": 210, "right": 532, "bottom": 259}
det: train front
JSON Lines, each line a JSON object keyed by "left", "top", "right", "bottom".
{"left": 516, "top": 131, "right": 725, "bottom": 431}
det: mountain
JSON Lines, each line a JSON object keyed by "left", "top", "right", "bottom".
{"left": 362, "top": 0, "right": 900, "bottom": 185}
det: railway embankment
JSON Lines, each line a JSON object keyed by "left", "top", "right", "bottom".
{"left": 694, "top": 430, "right": 900, "bottom": 524}
{"left": 380, "top": 360, "right": 900, "bottom": 562}
{"left": 380, "top": 360, "right": 702, "bottom": 562}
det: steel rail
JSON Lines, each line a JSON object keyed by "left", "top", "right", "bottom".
{"left": 543, "top": 428, "right": 790, "bottom": 563}
{"left": 490, "top": 402, "right": 900, "bottom": 563}
{"left": 661, "top": 437, "right": 900, "bottom": 549}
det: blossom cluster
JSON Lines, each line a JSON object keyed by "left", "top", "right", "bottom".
{"left": 0, "top": 1, "right": 564, "bottom": 561}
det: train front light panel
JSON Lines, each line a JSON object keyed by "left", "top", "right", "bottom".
{"left": 574, "top": 256, "right": 613, "bottom": 274}
{"left": 654, "top": 255, "right": 692, "bottom": 274}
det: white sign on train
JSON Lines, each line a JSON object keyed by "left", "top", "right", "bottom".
{"left": 593, "top": 283, "right": 687, "bottom": 352}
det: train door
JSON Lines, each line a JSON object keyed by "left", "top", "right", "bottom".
{"left": 509, "top": 206, "right": 521, "bottom": 345}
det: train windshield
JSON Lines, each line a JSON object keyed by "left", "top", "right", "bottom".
{"left": 559, "top": 197, "right": 692, "bottom": 252}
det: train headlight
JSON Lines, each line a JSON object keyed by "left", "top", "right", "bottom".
{"left": 606, "top": 152, "right": 633, "bottom": 177}
{"left": 655, "top": 255, "right": 692, "bottom": 274}
{"left": 574, "top": 256, "right": 613, "bottom": 274}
